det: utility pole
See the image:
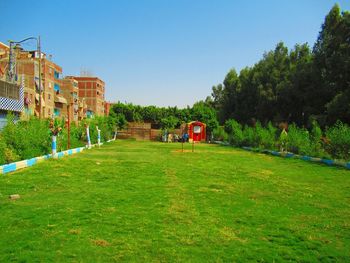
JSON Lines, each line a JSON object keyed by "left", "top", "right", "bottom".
{"left": 38, "top": 36, "right": 42, "bottom": 119}
{"left": 7, "top": 42, "right": 15, "bottom": 83}
{"left": 67, "top": 101, "right": 71, "bottom": 149}
{"left": 7, "top": 37, "right": 42, "bottom": 117}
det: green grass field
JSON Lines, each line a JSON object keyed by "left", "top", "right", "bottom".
{"left": 0, "top": 140, "right": 349, "bottom": 262}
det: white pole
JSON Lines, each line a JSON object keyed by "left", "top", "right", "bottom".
{"left": 97, "top": 126, "right": 101, "bottom": 147}
{"left": 86, "top": 125, "right": 91, "bottom": 149}
{"left": 52, "top": 135, "right": 57, "bottom": 158}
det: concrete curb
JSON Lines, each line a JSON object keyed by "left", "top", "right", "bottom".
{"left": 0, "top": 139, "right": 116, "bottom": 175}
{"left": 0, "top": 147, "right": 84, "bottom": 175}
{"left": 214, "top": 141, "right": 350, "bottom": 170}
{"left": 242, "top": 146, "right": 350, "bottom": 170}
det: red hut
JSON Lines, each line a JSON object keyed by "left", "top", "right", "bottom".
{"left": 187, "top": 121, "right": 206, "bottom": 142}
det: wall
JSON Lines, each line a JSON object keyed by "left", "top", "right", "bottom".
{"left": 117, "top": 122, "right": 182, "bottom": 141}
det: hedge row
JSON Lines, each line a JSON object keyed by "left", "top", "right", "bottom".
{"left": 213, "top": 120, "right": 350, "bottom": 161}
{"left": 0, "top": 115, "right": 115, "bottom": 165}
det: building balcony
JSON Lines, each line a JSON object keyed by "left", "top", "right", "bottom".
{"left": 54, "top": 94, "right": 67, "bottom": 105}
{"left": 35, "top": 93, "right": 46, "bottom": 107}
{"left": 0, "top": 79, "right": 24, "bottom": 112}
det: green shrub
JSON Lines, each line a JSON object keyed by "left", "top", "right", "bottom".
{"left": 212, "top": 126, "right": 228, "bottom": 141}
{"left": 0, "top": 114, "right": 115, "bottom": 165}
{"left": 309, "top": 120, "right": 326, "bottom": 157}
{"left": 69, "top": 123, "right": 85, "bottom": 148}
{"left": 4, "top": 146, "right": 20, "bottom": 163}
{"left": 224, "top": 119, "right": 244, "bottom": 146}
{"left": 242, "top": 125, "right": 256, "bottom": 147}
{"left": 0, "top": 130, "right": 21, "bottom": 164}
{"left": 1, "top": 116, "right": 51, "bottom": 160}
{"left": 286, "top": 124, "right": 311, "bottom": 155}
{"left": 255, "top": 121, "right": 277, "bottom": 150}
{"left": 0, "top": 136, "right": 7, "bottom": 164}
{"left": 325, "top": 121, "right": 350, "bottom": 160}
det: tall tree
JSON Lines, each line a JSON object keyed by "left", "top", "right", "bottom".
{"left": 313, "top": 4, "right": 350, "bottom": 124}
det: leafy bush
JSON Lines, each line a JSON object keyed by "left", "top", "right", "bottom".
{"left": 309, "top": 120, "right": 325, "bottom": 157}
{"left": 0, "top": 133, "right": 20, "bottom": 164}
{"left": 285, "top": 124, "right": 311, "bottom": 155}
{"left": 69, "top": 122, "right": 85, "bottom": 148}
{"left": 212, "top": 126, "right": 228, "bottom": 141}
{"left": 221, "top": 118, "right": 350, "bottom": 161}
{"left": 0, "top": 115, "right": 116, "bottom": 165}
{"left": 325, "top": 121, "right": 350, "bottom": 160}
{"left": 160, "top": 116, "right": 179, "bottom": 130}
{"left": 242, "top": 125, "right": 256, "bottom": 147}
{"left": 255, "top": 121, "right": 277, "bottom": 150}
{"left": 224, "top": 119, "right": 244, "bottom": 146}
{"left": 1, "top": 115, "right": 51, "bottom": 160}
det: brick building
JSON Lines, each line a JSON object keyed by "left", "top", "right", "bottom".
{"left": 61, "top": 77, "right": 80, "bottom": 123}
{"left": 41, "top": 54, "right": 67, "bottom": 118}
{"left": 0, "top": 40, "right": 108, "bottom": 122}
{"left": 104, "top": 101, "right": 111, "bottom": 116}
{"left": 0, "top": 43, "right": 24, "bottom": 128}
{"left": 0, "top": 42, "right": 9, "bottom": 80}
{"left": 0, "top": 43, "right": 68, "bottom": 119}
{"left": 67, "top": 76, "right": 105, "bottom": 117}
{"left": 0, "top": 79, "right": 24, "bottom": 129}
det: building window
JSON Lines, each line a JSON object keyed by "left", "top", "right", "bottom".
{"left": 34, "top": 64, "right": 39, "bottom": 73}
{"left": 54, "top": 83, "right": 60, "bottom": 93}
{"left": 0, "top": 80, "right": 20, "bottom": 100}
{"left": 54, "top": 71, "right": 60, "bottom": 79}
{"left": 54, "top": 108, "right": 60, "bottom": 117}
{"left": 48, "top": 94, "right": 51, "bottom": 100}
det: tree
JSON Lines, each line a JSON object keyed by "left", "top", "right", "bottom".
{"left": 220, "top": 69, "right": 240, "bottom": 122}
{"left": 313, "top": 4, "right": 350, "bottom": 124}
{"left": 115, "top": 113, "right": 128, "bottom": 130}
{"left": 159, "top": 116, "right": 178, "bottom": 131}
{"left": 326, "top": 91, "right": 350, "bottom": 124}
{"left": 211, "top": 84, "right": 225, "bottom": 111}
{"left": 191, "top": 101, "right": 219, "bottom": 135}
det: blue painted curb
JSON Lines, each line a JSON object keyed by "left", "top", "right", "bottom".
{"left": 27, "top": 158, "right": 37, "bottom": 167}
{"left": 3, "top": 163, "right": 16, "bottom": 174}
{"left": 285, "top": 153, "right": 294, "bottom": 158}
{"left": 271, "top": 151, "right": 280, "bottom": 156}
{"left": 214, "top": 141, "right": 350, "bottom": 171}
{"left": 240, "top": 146, "right": 350, "bottom": 170}
{"left": 301, "top": 156, "right": 311, "bottom": 161}
{"left": 214, "top": 141, "right": 350, "bottom": 170}
{"left": 0, "top": 140, "right": 116, "bottom": 175}
{"left": 322, "top": 159, "right": 334, "bottom": 166}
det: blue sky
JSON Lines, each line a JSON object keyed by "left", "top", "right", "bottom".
{"left": 1, "top": 0, "right": 349, "bottom": 107}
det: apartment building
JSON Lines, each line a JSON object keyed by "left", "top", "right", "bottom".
{"left": 78, "top": 97, "right": 87, "bottom": 121}
{"left": 0, "top": 40, "right": 108, "bottom": 122}
{"left": 0, "top": 43, "right": 24, "bottom": 128}
{"left": 0, "top": 79, "right": 24, "bottom": 129}
{"left": 61, "top": 77, "right": 80, "bottom": 123}
{"left": 41, "top": 54, "right": 67, "bottom": 119}
{"left": 104, "top": 101, "right": 111, "bottom": 116}
{"left": 0, "top": 42, "right": 9, "bottom": 80}
{"left": 67, "top": 76, "right": 105, "bottom": 117}
{"left": 0, "top": 43, "right": 69, "bottom": 119}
